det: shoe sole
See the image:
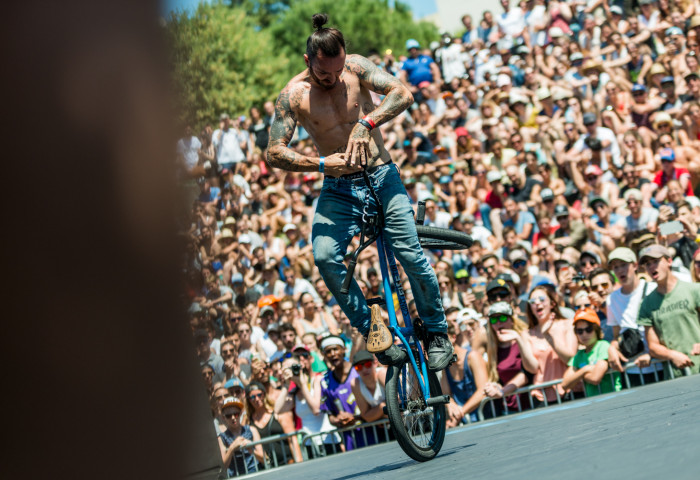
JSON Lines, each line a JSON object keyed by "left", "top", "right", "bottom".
{"left": 366, "top": 304, "right": 393, "bottom": 353}
{"left": 428, "top": 349, "right": 455, "bottom": 372}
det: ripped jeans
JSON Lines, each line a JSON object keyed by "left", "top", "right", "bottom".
{"left": 312, "top": 163, "right": 446, "bottom": 336}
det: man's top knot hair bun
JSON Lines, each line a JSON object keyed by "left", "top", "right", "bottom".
{"left": 312, "top": 13, "right": 328, "bottom": 31}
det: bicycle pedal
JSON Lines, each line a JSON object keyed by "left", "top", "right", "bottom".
{"left": 448, "top": 354, "right": 457, "bottom": 366}
{"left": 366, "top": 304, "right": 393, "bottom": 353}
{"left": 382, "top": 406, "right": 388, "bottom": 415}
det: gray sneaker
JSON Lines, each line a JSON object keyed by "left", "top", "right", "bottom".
{"left": 374, "top": 344, "right": 408, "bottom": 366}
{"left": 427, "top": 332, "right": 454, "bottom": 371}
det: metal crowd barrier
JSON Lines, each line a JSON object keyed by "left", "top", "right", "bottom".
{"left": 219, "top": 419, "right": 393, "bottom": 478}
{"left": 477, "top": 359, "right": 692, "bottom": 421}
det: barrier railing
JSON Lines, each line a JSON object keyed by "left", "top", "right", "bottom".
{"left": 477, "top": 359, "right": 691, "bottom": 421}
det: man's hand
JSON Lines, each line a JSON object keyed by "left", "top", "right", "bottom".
{"left": 323, "top": 153, "right": 362, "bottom": 177}
{"left": 691, "top": 343, "right": 700, "bottom": 356}
{"left": 634, "top": 353, "right": 651, "bottom": 369}
{"left": 496, "top": 329, "right": 520, "bottom": 343}
{"left": 447, "top": 402, "right": 463, "bottom": 424}
{"left": 670, "top": 350, "right": 694, "bottom": 369}
{"left": 484, "top": 382, "right": 504, "bottom": 399}
{"left": 334, "top": 411, "right": 356, "bottom": 426}
{"left": 345, "top": 123, "right": 371, "bottom": 168}
{"left": 608, "top": 344, "right": 628, "bottom": 372}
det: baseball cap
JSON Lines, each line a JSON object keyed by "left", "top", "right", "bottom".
{"left": 508, "top": 249, "right": 528, "bottom": 263}
{"left": 293, "top": 345, "right": 310, "bottom": 354}
{"left": 257, "top": 294, "right": 278, "bottom": 308}
{"left": 283, "top": 223, "right": 297, "bottom": 233}
{"left": 224, "top": 378, "right": 244, "bottom": 390}
{"left": 536, "top": 87, "right": 552, "bottom": 100}
{"left": 573, "top": 307, "right": 600, "bottom": 327}
{"left": 267, "top": 322, "right": 280, "bottom": 333}
{"left": 418, "top": 80, "right": 431, "bottom": 89}
{"left": 457, "top": 308, "right": 483, "bottom": 324}
{"left": 487, "top": 301, "right": 513, "bottom": 317}
{"left": 455, "top": 269, "right": 470, "bottom": 279}
{"left": 659, "top": 148, "right": 675, "bottom": 161}
{"left": 569, "top": 52, "right": 584, "bottom": 63}
{"left": 454, "top": 127, "right": 469, "bottom": 138}
{"left": 661, "top": 76, "right": 675, "bottom": 85}
{"left": 220, "top": 113, "right": 230, "bottom": 121}
{"left": 221, "top": 396, "right": 244, "bottom": 411}
{"left": 608, "top": 247, "right": 636, "bottom": 264}
{"left": 580, "top": 250, "right": 601, "bottom": 265}
{"left": 610, "top": 5, "right": 623, "bottom": 14}
{"left": 639, "top": 244, "right": 672, "bottom": 262}
{"left": 549, "top": 26, "right": 565, "bottom": 38}
{"left": 554, "top": 204, "right": 569, "bottom": 217}
{"left": 585, "top": 164, "right": 603, "bottom": 176}
{"left": 582, "top": 112, "right": 597, "bottom": 125}
{"left": 406, "top": 38, "right": 420, "bottom": 50}
{"left": 497, "top": 74, "right": 512, "bottom": 88}
{"left": 352, "top": 349, "right": 374, "bottom": 366}
{"left": 541, "top": 188, "right": 554, "bottom": 202}
{"left": 631, "top": 83, "right": 647, "bottom": 93}
{"left": 623, "top": 188, "right": 643, "bottom": 201}
{"left": 259, "top": 305, "right": 275, "bottom": 317}
{"left": 238, "top": 233, "right": 252, "bottom": 244}
{"left": 231, "top": 272, "right": 244, "bottom": 284}
{"left": 685, "top": 72, "right": 699, "bottom": 81}
{"left": 589, "top": 196, "right": 608, "bottom": 207}
{"left": 486, "top": 170, "right": 503, "bottom": 183}
{"left": 665, "top": 26, "right": 684, "bottom": 36}
{"left": 486, "top": 278, "right": 509, "bottom": 293}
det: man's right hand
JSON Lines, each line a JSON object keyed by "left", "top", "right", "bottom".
{"left": 670, "top": 351, "right": 694, "bottom": 369}
{"left": 608, "top": 344, "right": 627, "bottom": 372}
{"left": 322, "top": 153, "right": 362, "bottom": 177}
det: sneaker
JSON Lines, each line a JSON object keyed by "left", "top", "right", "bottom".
{"left": 374, "top": 344, "right": 408, "bottom": 366}
{"left": 427, "top": 332, "right": 454, "bottom": 371}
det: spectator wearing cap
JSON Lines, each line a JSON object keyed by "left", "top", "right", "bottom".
{"left": 526, "top": 286, "right": 578, "bottom": 404}
{"left": 509, "top": 247, "right": 551, "bottom": 301}
{"left": 350, "top": 350, "right": 390, "bottom": 428}
{"left": 638, "top": 244, "right": 700, "bottom": 376}
{"left": 605, "top": 247, "right": 661, "bottom": 383}
{"left": 586, "top": 267, "right": 615, "bottom": 342}
{"left": 552, "top": 203, "right": 588, "bottom": 250}
{"left": 658, "top": 76, "right": 681, "bottom": 113}
{"left": 652, "top": 148, "right": 694, "bottom": 201}
{"left": 434, "top": 32, "right": 467, "bottom": 85}
{"left": 319, "top": 335, "right": 367, "bottom": 450}
{"left": 400, "top": 38, "right": 442, "bottom": 96}
{"left": 483, "top": 301, "right": 538, "bottom": 415}
{"left": 561, "top": 308, "right": 622, "bottom": 397}
{"left": 441, "top": 322, "right": 488, "bottom": 426}
{"left": 617, "top": 188, "right": 659, "bottom": 233}
{"left": 212, "top": 113, "right": 247, "bottom": 171}
{"left": 570, "top": 112, "right": 621, "bottom": 168}
{"left": 218, "top": 396, "right": 264, "bottom": 477}
{"left": 578, "top": 249, "right": 601, "bottom": 278}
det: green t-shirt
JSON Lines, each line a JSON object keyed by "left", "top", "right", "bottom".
{"left": 310, "top": 350, "right": 328, "bottom": 373}
{"left": 638, "top": 280, "right": 700, "bottom": 376}
{"left": 568, "top": 340, "right": 622, "bottom": 397}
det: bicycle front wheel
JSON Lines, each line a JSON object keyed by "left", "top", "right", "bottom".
{"left": 416, "top": 225, "right": 473, "bottom": 250}
{"left": 385, "top": 359, "right": 446, "bottom": 461}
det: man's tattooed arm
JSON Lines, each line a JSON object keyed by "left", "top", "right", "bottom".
{"left": 266, "top": 84, "right": 318, "bottom": 172}
{"left": 345, "top": 54, "right": 413, "bottom": 128}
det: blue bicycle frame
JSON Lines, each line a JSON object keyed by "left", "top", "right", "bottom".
{"left": 375, "top": 233, "right": 432, "bottom": 401}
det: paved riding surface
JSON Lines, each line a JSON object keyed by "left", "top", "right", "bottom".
{"left": 247, "top": 375, "right": 700, "bottom": 480}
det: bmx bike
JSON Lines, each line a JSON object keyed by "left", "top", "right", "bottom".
{"left": 339, "top": 170, "right": 473, "bottom": 461}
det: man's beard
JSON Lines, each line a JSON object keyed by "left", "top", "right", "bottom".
{"left": 309, "top": 68, "right": 337, "bottom": 90}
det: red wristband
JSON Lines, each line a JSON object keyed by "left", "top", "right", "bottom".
{"left": 363, "top": 116, "right": 376, "bottom": 129}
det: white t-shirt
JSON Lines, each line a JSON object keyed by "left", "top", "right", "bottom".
{"left": 572, "top": 126, "right": 621, "bottom": 167}
{"left": 177, "top": 135, "right": 201, "bottom": 170}
{"left": 212, "top": 128, "right": 246, "bottom": 165}
{"left": 607, "top": 279, "right": 657, "bottom": 332}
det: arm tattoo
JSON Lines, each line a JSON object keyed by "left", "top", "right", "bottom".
{"left": 266, "top": 86, "right": 311, "bottom": 172}
{"left": 345, "top": 54, "right": 413, "bottom": 128}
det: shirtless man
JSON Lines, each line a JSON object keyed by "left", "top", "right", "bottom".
{"left": 267, "top": 13, "right": 453, "bottom": 371}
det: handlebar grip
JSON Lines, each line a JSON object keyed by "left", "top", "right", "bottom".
{"left": 340, "top": 260, "right": 357, "bottom": 295}
{"left": 416, "top": 201, "right": 426, "bottom": 225}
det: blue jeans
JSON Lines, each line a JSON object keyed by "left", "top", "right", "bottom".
{"left": 312, "top": 163, "right": 446, "bottom": 336}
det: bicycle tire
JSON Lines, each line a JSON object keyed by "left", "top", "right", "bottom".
{"left": 385, "top": 358, "right": 446, "bottom": 462}
{"left": 416, "top": 225, "right": 473, "bottom": 250}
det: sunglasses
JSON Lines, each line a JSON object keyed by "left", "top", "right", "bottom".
{"left": 489, "top": 314, "right": 510, "bottom": 324}
{"left": 632, "top": 91, "right": 645, "bottom": 97}
{"left": 222, "top": 349, "right": 235, "bottom": 356}
{"left": 575, "top": 303, "right": 592, "bottom": 311}
{"left": 230, "top": 316, "right": 243, "bottom": 322}
{"left": 528, "top": 295, "right": 548, "bottom": 305}
{"left": 488, "top": 290, "right": 510, "bottom": 301}
{"left": 575, "top": 326, "right": 594, "bottom": 335}
{"left": 580, "top": 259, "right": 597, "bottom": 266}
{"left": 224, "top": 411, "right": 242, "bottom": 419}
{"left": 512, "top": 259, "right": 527, "bottom": 269}
{"left": 592, "top": 282, "right": 610, "bottom": 290}
{"left": 354, "top": 360, "right": 374, "bottom": 371}
{"left": 249, "top": 393, "right": 264, "bottom": 400}
{"left": 457, "top": 278, "right": 470, "bottom": 284}
{"left": 593, "top": 203, "right": 606, "bottom": 210}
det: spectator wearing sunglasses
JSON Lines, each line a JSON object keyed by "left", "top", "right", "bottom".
{"left": 483, "top": 302, "right": 538, "bottom": 415}
{"left": 578, "top": 250, "right": 601, "bottom": 278}
{"left": 587, "top": 267, "right": 614, "bottom": 341}
{"left": 508, "top": 248, "right": 551, "bottom": 301}
{"left": 526, "top": 286, "right": 578, "bottom": 405}
{"left": 442, "top": 323, "right": 488, "bottom": 426}
{"left": 219, "top": 396, "right": 264, "bottom": 477}
{"left": 350, "top": 350, "right": 388, "bottom": 427}
{"left": 561, "top": 308, "right": 622, "bottom": 397}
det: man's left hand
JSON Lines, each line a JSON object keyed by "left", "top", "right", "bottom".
{"left": 691, "top": 343, "right": 700, "bottom": 356}
{"left": 345, "top": 123, "right": 371, "bottom": 168}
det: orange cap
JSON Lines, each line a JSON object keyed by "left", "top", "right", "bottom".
{"left": 573, "top": 307, "right": 600, "bottom": 326}
{"left": 257, "top": 294, "right": 278, "bottom": 308}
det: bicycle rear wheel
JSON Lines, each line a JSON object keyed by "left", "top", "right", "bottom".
{"left": 385, "top": 358, "right": 446, "bottom": 461}
{"left": 416, "top": 225, "right": 473, "bottom": 250}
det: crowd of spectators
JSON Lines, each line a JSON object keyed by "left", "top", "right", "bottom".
{"left": 179, "top": 1, "right": 700, "bottom": 475}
